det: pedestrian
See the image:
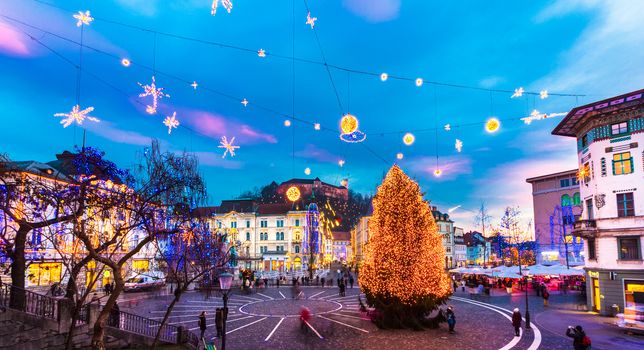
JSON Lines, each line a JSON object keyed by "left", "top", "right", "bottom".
{"left": 543, "top": 288, "right": 550, "bottom": 307}
{"left": 198, "top": 311, "right": 207, "bottom": 339}
{"left": 512, "top": 308, "right": 522, "bottom": 337}
{"left": 215, "top": 308, "right": 224, "bottom": 338}
{"left": 316, "top": 275, "right": 320, "bottom": 286}
{"left": 566, "top": 325, "right": 591, "bottom": 350}
{"left": 506, "top": 280, "right": 513, "bottom": 294}
{"left": 446, "top": 306, "right": 456, "bottom": 334}
{"left": 461, "top": 280, "right": 466, "bottom": 292}
{"left": 320, "top": 277, "right": 325, "bottom": 288}
{"left": 300, "top": 306, "right": 312, "bottom": 331}
{"left": 349, "top": 275, "right": 354, "bottom": 289}
{"left": 276, "top": 277, "right": 280, "bottom": 288}
{"left": 104, "top": 282, "right": 111, "bottom": 296}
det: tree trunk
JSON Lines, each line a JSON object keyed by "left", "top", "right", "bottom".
{"left": 9, "top": 225, "right": 29, "bottom": 310}
{"left": 152, "top": 286, "right": 183, "bottom": 349}
{"left": 91, "top": 269, "right": 123, "bottom": 350}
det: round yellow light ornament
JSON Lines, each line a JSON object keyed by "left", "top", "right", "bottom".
{"left": 485, "top": 117, "right": 500, "bottom": 133}
{"left": 340, "top": 114, "right": 359, "bottom": 134}
{"left": 286, "top": 186, "right": 301, "bottom": 202}
{"left": 402, "top": 132, "right": 415, "bottom": 146}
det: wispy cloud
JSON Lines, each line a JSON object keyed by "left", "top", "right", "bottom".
{"left": 532, "top": 0, "right": 644, "bottom": 94}
{"left": 409, "top": 155, "right": 473, "bottom": 180}
{"left": 509, "top": 127, "right": 577, "bottom": 154}
{"left": 85, "top": 122, "right": 152, "bottom": 146}
{"left": 115, "top": 0, "right": 159, "bottom": 16}
{"left": 0, "top": 21, "right": 33, "bottom": 57}
{"left": 295, "top": 144, "right": 341, "bottom": 163}
{"left": 342, "top": 0, "right": 400, "bottom": 22}
{"left": 183, "top": 109, "right": 277, "bottom": 145}
{"left": 479, "top": 76, "right": 505, "bottom": 89}
{"left": 192, "top": 151, "right": 243, "bottom": 169}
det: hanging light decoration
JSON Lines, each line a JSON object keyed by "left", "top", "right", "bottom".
{"left": 211, "top": 0, "right": 233, "bottom": 15}
{"left": 444, "top": 124, "right": 451, "bottom": 131}
{"left": 396, "top": 152, "right": 404, "bottom": 160}
{"left": 218, "top": 136, "right": 240, "bottom": 158}
{"left": 455, "top": 139, "right": 463, "bottom": 152}
{"left": 511, "top": 87, "right": 524, "bottom": 98}
{"left": 54, "top": 104, "right": 99, "bottom": 128}
{"left": 191, "top": 81, "right": 198, "bottom": 90}
{"left": 380, "top": 73, "right": 388, "bottom": 82}
{"left": 402, "top": 132, "right": 415, "bottom": 146}
{"left": 73, "top": 10, "right": 94, "bottom": 27}
{"left": 485, "top": 117, "right": 501, "bottom": 133}
{"left": 284, "top": 119, "right": 292, "bottom": 127}
{"left": 304, "top": 167, "right": 311, "bottom": 175}
{"left": 433, "top": 168, "right": 443, "bottom": 177}
{"left": 540, "top": 90, "right": 549, "bottom": 99}
{"left": 138, "top": 76, "right": 169, "bottom": 115}
{"left": 286, "top": 186, "right": 301, "bottom": 202}
{"left": 339, "top": 113, "right": 366, "bottom": 143}
{"left": 121, "top": 58, "right": 131, "bottom": 67}
{"left": 257, "top": 49, "right": 266, "bottom": 57}
{"left": 306, "top": 12, "right": 317, "bottom": 29}
{"left": 338, "top": 159, "right": 345, "bottom": 167}
{"left": 314, "top": 123, "right": 321, "bottom": 130}
{"left": 241, "top": 98, "right": 249, "bottom": 107}
{"left": 163, "top": 111, "right": 179, "bottom": 134}
{"left": 415, "top": 78, "right": 423, "bottom": 87}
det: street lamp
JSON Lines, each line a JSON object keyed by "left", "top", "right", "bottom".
{"left": 218, "top": 272, "right": 233, "bottom": 350}
{"left": 520, "top": 267, "right": 531, "bottom": 329}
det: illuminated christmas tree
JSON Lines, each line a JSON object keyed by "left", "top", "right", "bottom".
{"left": 359, "top": 165, "right": 452, "bottom": 329}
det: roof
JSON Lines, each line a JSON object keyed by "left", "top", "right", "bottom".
{"left": 552, "top": 89, "right": 644, "bottom": 137}
{"left": 218, "top": 199, "right": 256, "bottom": 213}
{"left": 257, "top": 203, "right": 293, "bottom": 215}
{"left": 192, "top": 206, "right": 219, "bottom": 217}
{"left": 525, "top": 169, "right": 578, "bottom": 183}
{"left": 431, "top": 206, "right": 453, "bottom": 223}
{"left": 332, "top": 231, "right": 351, "bottom": 241}
{"left": 280, "top": 177, "right": 347, "bottom": 190}
{"left": 1, "top": 160, "right": 72, "bottom": 182}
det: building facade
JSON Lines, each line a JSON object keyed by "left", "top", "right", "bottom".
{"left": 453, "top": 227, "right": 467, "bottom": 267}
{"left": 526, "top": 170, "right": 585, "bottom": 266}
{"left": 464, "top": 231, "right": 491, "bottom": 265}
{"left": 350, "top": 216, "right": 370, "bottom": 267}
{"left": 432, "top": 206, "right": 455, "bottom": 269}
{"left": 553, "top": 89, "right": 644, "bottom": 320}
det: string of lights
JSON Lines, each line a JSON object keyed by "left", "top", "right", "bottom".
{"left": 31, "top": 0, "right": 587, "bottom": 98}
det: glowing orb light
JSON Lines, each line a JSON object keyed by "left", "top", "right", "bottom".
{"left": 434, "top": 169, "right": 443, "bottom": 177}
{"left": 121, "top": 58, "right": 131, "bottom": 67}
{"left": 485, "top": 118, "right": 501, "bottom": 133}
{"left": 284, "top": 119, "right": 292, "bottom": 127}
{"left": 304, "top": 167, "right": 311, "bottom": 175}
{"left": 403, "top": 132, "right": 415, "bottom": 146}
{"left": 380, "top": 73, "right": 388, "bottom": 82}
{"left": 340, "top": 179, "right": 348, "bottom": 187}
{"left": 415, "top": 78, "right": 423, "bottom": 87}
{"left": 396, "top": 152, "right": 404, "bottom": 160}
{"left": 340, "top": 114, "right": 359, "bottom": 134}
{"left": 314, "top": 123, "right": 321, "bottom": 130}
{"left": 286, "top": 186, "right": 301, "bottom": 202}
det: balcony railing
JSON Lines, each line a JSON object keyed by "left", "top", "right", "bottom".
{"left": 573, "top": 219, "right": 597, "bottom": 231}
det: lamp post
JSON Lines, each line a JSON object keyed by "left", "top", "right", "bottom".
{"left": 520, "top": 266, "right": 531, "bottom": 329}
{"left": 218, "top": 272, "right": 233, "bottom": 350}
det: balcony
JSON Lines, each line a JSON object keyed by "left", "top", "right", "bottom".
{"left": 572, "top": 219, "right": 597, "bottom": 238}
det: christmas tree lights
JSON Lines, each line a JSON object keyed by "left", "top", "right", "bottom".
{"left": 359, "top": 165, "right": 451, "bottom": 328}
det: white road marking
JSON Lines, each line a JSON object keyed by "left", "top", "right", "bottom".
{"left": 318, "top": 315, "right": 369, "bottom": 333}
{"left": 257, "top": 293, "right": 274, "bottom": 300}
{"left": 308, "top": 291, "right": 325, "bottom": 299}
{"left": 279, "top": 291, "right": 286, "bottom": 299}
{"left": 304, "top": 320, "right": 324, "bottom": 339}
{"left": 230, "top": 295, "right": 263, "bottom": 302}
{"left": 185, "top": 300, "right": 245, "bottom": 305}
{"left": 329, "top": 313, "right": 369, "bottom": 321}
{"left": 264, "top": 317, "right": 285, "bottom": 341}
{"left": 225, "top": 315, "right": 255, "bottom": 323}
{"left": 328, "top": 295, "right": 360, "bottom": 302}
{"left": 149, "top": 309, "right": 236, "bottom": 314}
{"left": 224, "top": 317, "right": 268, "bottom": 335}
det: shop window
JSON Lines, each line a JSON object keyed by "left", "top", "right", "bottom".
{"left": 27, "top": 262, "right": 62, "bottom": 286}
{"left": 132, "top": 260, "right": 149, "bottom": 272}
{"left": 613, "top": 152, "right": 633, "bottom": 175}
{"left": 623, "top": 280, "right": 644, "bottom": 322}
{"left": 617, "top": 193, "right": 635, "bottom": 217}
{"left": 618, "top": 237, "right": 641, "bottom": 260}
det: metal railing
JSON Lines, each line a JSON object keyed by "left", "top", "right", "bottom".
{"left": 185, "top": 329, "right": 200, "bottom": 350}
{"left": 0, "top": 282, "right": 58, "bottom": 320}
{"left": 573, "top": 219, "right": 597, "bottom": 230}
{"left": 108, "top": 309, "right": 178, "bottom": 343}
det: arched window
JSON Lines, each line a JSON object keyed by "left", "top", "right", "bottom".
{"left": 294, "top": 245, "right": 300, "bottom": 253}
{"left": 573, "top": 192, "right": 581, "bottom": 206}
{"left": 561, "top": 194, "right": 571, "bottom": 207}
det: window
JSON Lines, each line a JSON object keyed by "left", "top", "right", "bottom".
{"left": 294, "top": 245, "right": 300, "bottom": 253}
{"left": 573, "top": 192, "right": 581, "bottom": 206}
{"left": 217, "top": 221, "right": 222, "bottom": 228}
{"left": 231, "top": 221, "right": 237, "bottom": 228}
{"left": 295, "top": 219, "right": 300, "bottom": 227}
{"left": 587, "top": 238, "right": 596, "bottom": 260}
{"left": 246, "top": 232, "right": 250, "bottom": 241}
{"left": 561, "top": 194, "right": 572, "bottom": 207}
{"left": 613, "top": 152, "right": 633, "bottom": 175}
{"left": 617, "top": 193, "right": 635, "bottom": 217}
{"left": 611, "top": 122, "right": 628, "bottom": 135}
{"left": 571, "top": 177, "right": 579, "bottom": 186}
{"left": 276, "top": 245, "right": 284, "bottom": 252}
{"left": 246, "top": 220, "right": 251, "bottom": 228}
{"left": 260, "top": 220, "right": 268, "bottom": 228}
{"left": 581, "top": 134, "right": 589, "bottom": 148}
{"left": 260, "top": 232, "right": 268, "bottom": 241}
{"left": 618, "top": 237, "right": 641, "bottom": 260}
{"left": 276, "top": 232, "right": 284, "bottom": 240}
{"left": 586, "top": 198, "right": 594, "bottom": 220}
{"left": 260, "top": 246, "right": 267, "bottom": 253}
{"left": 560, "top": 179, "right": 571, "bottom": 188}
{"left": 277, "top": 220, "right": 284, "bottom": 228}
{"left": 582, "top": 163, "right": 591, "bottom": 183}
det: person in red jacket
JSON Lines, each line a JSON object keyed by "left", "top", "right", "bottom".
{"left": 512, "top": 308, "right": 522, "bottom": 337}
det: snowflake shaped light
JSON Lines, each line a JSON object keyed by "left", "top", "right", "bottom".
{"left": 73, "top": 10, "right": 93, "bottom": 27}
{"left": 163, "top": 112, "right": 180, "bottom": 134}
{"left": 511, "top": 87, "right": 524, "bottom": 98}
{"left": 455, "top": 139, "right": 463, "bottom": 152}
{"left": 540, "top": 89, "right": 549, "bottom": 99}
{"left": 138, "top": 76, "right": 169, "bottom": 114}
{"left": 241, "top": 98, "right": 249, "bottom": 107}
{"left": 218, "top": 136, "right": 240, "bottom": 158}
{"left": 258, "top": 49, "right": 266, "bottom": 58}
{"left": 338, "top": 159, "right": 345, "bottom": 167}
{"left": 444, "top": 124, "right": 451, "bottom": 131}
{"left": 211, "top": 0, "right": 233, "bottom": 15}
{"left": 191, "top": 81, "right": 198, "bottom": 90}
{"left": 54, "top": 104, "right": 99, "bottom": 128}
{"left": 306, "top": 12, "right": 317, "bottom": 29}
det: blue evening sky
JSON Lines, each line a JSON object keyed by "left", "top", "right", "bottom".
{"left": 1, "top": 0, "right": 642, "bottom": 232}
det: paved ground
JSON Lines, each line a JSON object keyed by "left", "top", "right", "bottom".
{"left": 121, "top": 285, "right": 643, "bottom": 350}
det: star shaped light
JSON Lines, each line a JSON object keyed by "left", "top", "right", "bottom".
{"left": 54, "top": 104, "right": 99, "bottom": 128}
{"left": 314, "top": 123, "right": 321, "bottom": 130}
{"left": 511, "top": 87, "right": 524, "bottom": 98}
{"left": 306, "top": 12, "right": 317, "bottom": 29}
{"left": 540, "top": 89, "right": 549, "bottom": 99}
{"left": 218, "top": 136, "right": 240, "bottom": 158}
{"left": 138, "top": 76, "right": 170, "bottom": 114}
{"left": 73, "top": 10, "right": 93, "bottom": 27}
{"left": 191, "top": 81, "right": 198, "bottom": 90}
{"left": 163, "top": 112, "right": 180, "bottom": 134}
{"left": 211, "top": 0, "right": 233, "bottom": 15}
{"left": 338, "top": 159, "right": 345, "bottom": 167}
{"left": 241, "top": 98, "right": 249, "bottom": 107}
{"left": 444, "top": 124, "right": 451, "bottom": 131}
{"left": 455, "top": 139, "right": 463, "bottom": 152}
{"left": 257, "top": 49, "right": 266, "bottom": 58}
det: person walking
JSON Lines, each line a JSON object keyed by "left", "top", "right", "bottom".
{"left": 198, "top": 311, "right": 207, "bottom": 340}
{"left": 109, "top": 302, "right": 120, "bottom": 329}
{"left": 511, "top": 308, "right": 522, "bottom": 337}
{"left": 543, "top": 288, "right": 550, "bottom": 307}
{"left": 320, "top": 276, "right": 325, "bottom": 288}
{"left": 349, "top": 275, "right": 354, "bottom": 289}
{"left": 566, "top": 325, "right": 591, "bottom": 350}
{"left": 461, "top": 280, "right": 466, "bottom": 292}
{"left": 446, "top": 306, "right": 456, "bottom": 334}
